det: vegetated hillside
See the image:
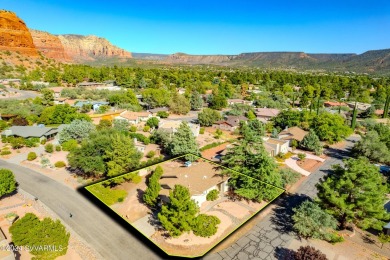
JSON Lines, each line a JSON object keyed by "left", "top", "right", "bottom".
{"left": 341, "top": 49, "right": 390, "bottom": 74}
{"left": 0, "top": 10, "right": 39, "bottom": 56}
{"left": 165, "top": 52, "right": 236, "bottom": 64}
{"left": 132, "top": 53, "right": 169, "bottom": 60}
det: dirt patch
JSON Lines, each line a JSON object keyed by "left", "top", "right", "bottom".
{"left": 216, "top": 201, "right": 251, "bottom": 219}
{"left": 297, "top": 158, "right": 323, "bottom": 172}
{"left": 112, "top": 177, "right": 150, "bottom": 223}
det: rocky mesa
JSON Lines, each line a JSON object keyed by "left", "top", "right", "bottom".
{"left": 30, "top": 29, "right": 70, "bottom": 61}
{"left": 57, "top": 34, "right": 132, "bottom": 62}
{"left": 0, "top": 10, "right": 39, "bottom": 56}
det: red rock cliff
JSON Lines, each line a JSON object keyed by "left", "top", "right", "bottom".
{"left": 30, "top": 29, "right": 70, "bottom": 61}
{"left": 58, "top": 34, "right": 132, "bottom": 61}
{"left": 0, "top": 10, "right": 38, "bottom": 56}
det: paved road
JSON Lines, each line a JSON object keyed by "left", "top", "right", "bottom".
{"left": 4, "top": 87, "right": 39, "bottom": 100}
{"left": 205, "top": 136, "right": 359, "bottom": 260}
{"left": 0, "top": 160, "right": 163, "bottom": 260}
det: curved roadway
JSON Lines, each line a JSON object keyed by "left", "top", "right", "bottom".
{"left": 0, "top": 160, "right": 163, "bottom": 260}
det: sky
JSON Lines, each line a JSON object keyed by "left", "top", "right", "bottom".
{"left": 2, "top": 0, "right": 390, "bottom": 54}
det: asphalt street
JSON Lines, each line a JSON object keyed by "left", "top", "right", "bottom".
{"left": 0, "top": 160, "right": 163, "bottom": 260}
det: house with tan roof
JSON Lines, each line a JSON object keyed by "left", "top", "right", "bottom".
{"left": 227, "top": 99, "right": 253, "bottom": 106}
{"left": 323, "top": 101, "right": 347, "bottom": 108}
{"left": 255, "top": 108, "right": 280, "bottom": 123}
{"left": 115, "top": 111, "right": 152, "bottom": 125}
{"left": 278, "top": 126, "right": 308, "bottom": 145}
{"left": 158, "top": 120, "right": 200, "bottom": 137}
{"left": 212, "top": 115, "right": 248, "bottom": 132}
{"left": 159, "top": 160, "right": 229, "bottom": 206}
{"left": 262, "top": 137, "right": 289, "bottom": 156}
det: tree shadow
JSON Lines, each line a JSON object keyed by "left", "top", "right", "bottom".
{"left": 274, "top": 246, "right": 295, "bottom": 260}
{"left": 324, "top": 147, "right": 351, "bottom": 160}
{"left": 362, "top": 233, "right": 376, "bottom": 244}
{"left": 270, "top": 193, "right": 311, "bottom": 235}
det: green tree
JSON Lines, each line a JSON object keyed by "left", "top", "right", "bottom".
{"left": 97, "top": 119, "right": 112, "bottom": 130}
{"left": 300, "top": 129, "right": 322, "bottom": 155}
{"left": 209, "top": 94, "right": 227, "bottom": 110}
{"left": 40, "top": 88, "right": 54, "bottom": 106}
{"left": 143, "top": 166, "right": 163, "bottom": 207}
{"left": 192, "top": 214, "right": 221, "bottom": 237}
{"left": 292, "top": 200, "right": 338, "bottom": 241}
{"left": 311, "top": 112, "right": 352, "bottom": 143}
{"left": 146, "top": 117, "right": 159, "bottom": 129}
{"left": 352, "top": 131, "right": 390, "bottom": 164}
{"left": 169, "top": 94, "right": 191, "bottom": 115}
{"left": 190, "top": 91, "right": 203, "bottom": 110}
{"left": 197, "top": 108, "right": 221, "bottom": 126}
{"left": 113, "top": 119, "right": 129, "bottom": 132}
{"left": 169, "top": 122, "right": 200, "bottom": 160}
{"left": 105, "top": 134, "right": 142, "bottom": 178}
{"left": 223, "top": 140, "right": 282, "bottom": 201}
{"left": 58, "top": 119, "right": 96, "bottom": 143}
{"left": 351, "top": 101, "right": 358, "bottom": 129}
{"left": 316, "top": 157, "right": 390, "bottom": 230}
{"left": 39, "top": 105, "right": 91, "bottom": 125}
{"left": 378, "top": 233, "right": 390, "bottom": 249}
{"left": 157, "top": 111, "right": 169, "bottom": 118}
{"left": 142, "top": 88, "right": 171, "bottom": 108}
{"left": 108, "top": 90, "right": 139, "bottom": 107}
{"left": 0, "top": 169, "right": 16, "bottom": 198}
{"left": 9, "top": 213, "right": 70, "bottom": 259}
{"left": 246, "top": 110, "right": 256, "bottom": 120}
{"left": 158, "top": 185, "right": 198, "bottom": 237}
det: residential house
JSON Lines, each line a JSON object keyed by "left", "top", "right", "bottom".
{"left": 0, "top": 79, "right": 21, "bottom": 86}
{"left": 74, "top": 101, "right": 110, "bottom": 112}
{"left": 115, "top": 111, "right": 152, "bottom": 125}
{"left": 227, "top": 99, "right": 253, "bottom": 106}
{"left": 278, "top": 126, "right": 308, "bottom": 145}
{"left": 31, "top": 81, "right": 49, "bottom": 86}
{"left": 1, "top": 126, "right": 59, "bottom": 141}
{"left": 158, "top": 120, "right": 200, "bottom": 137}
{"left": 323, "top": 101, "right": 347, "bottom": 108}
{"left": 262, "top": 137, "right": 289, "bottom": 156}
{"left": 133, "top": 138, "right": 146, "bottom": 154}
{"left": 159, "top": 162, "right": 229, "bottom": 206}
{"left": 54, "top": 98, "right": 67, "bottom": 105}
{"left": 384, "top": 201, "right": 390, "bottom": 235}
{"left": 255, "top": 108, "right": 280, "bottom": 123}
{"left": 177, "top": 88, "right": 186, "bottom": 95}
{"left": 213, "top": 115, "right": 248, "bottom": 132}
{"left": 346, "top": 102, "right": 371, "bottom": 111}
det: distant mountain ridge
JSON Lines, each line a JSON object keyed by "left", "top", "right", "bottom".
{"left": 1, "top": 10, "right": 390, "bottom": 74}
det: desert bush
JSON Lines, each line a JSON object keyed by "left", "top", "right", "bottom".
{"left": 146, "top": 151, "right": 156, "bottom": 158}
{"left": 206, "top": 189, "right": 219, "bottom": 201}
{"left": 55, "top": 145, "right": 61, "bottom": 152}
{"left": 27, "top": 152, "right": 37, "bottom": 161}
{"left": 44, "top": 143, "right": 54, "bottom": 153}
{"left": 54, "top": 161, "right": 66, "bottom": 168}
{"left": 192, "top": 214, "right": 221, "bottom": 237}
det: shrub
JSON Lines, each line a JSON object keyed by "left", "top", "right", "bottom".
{"left": 206, "top": 189, "right": 219, "bottom": 201}
{"left": 10, "top": 137, "right": 25, "bottom": 149}
{"left": 146, "top": 151, "right": 156, "bottom": 158}
{"left": 40, "top": 157, "right": 50, "bottom": 168}
{"left": 157, "top": 111, "right": 169, "bottom": 118}
{"left": 61, "top": 139, "right": 78, "bottom": 151}
{"left": 293, "top": 245, "right": 328, "bottom": 260}
{"left": 128, "top": 133, "right": 150, "bottom": 145}
{"left": 192, "top": 214, "right": 221, "bottom": 237}
{"left": 0, "top": 169, "right": 16, "bottom": 197}
{"left": 24, "top": 138, "right": 39, "bottom": 148}
{"left": 130, "top": 125, "right": 137, "bottom": 132}
{"left": 45, "top": 143, "right": 54, "bottom": 153}
{"left": 40, "top": 138, "right": 47, "bottom": 145}
{"left": 55, "top": 145, "right": 62, "bottom": 152}
{"left": 143, "top": 125, "right": 150, "bottom": 132}
{"left": 199, "top": 127, "right": 205, "bottom": 134}
{"left": 27, "top": 152, "right": 37, "bottom": 161}
{"left": 54, "top": 161, "right": 66, "bottom": 168}
{"left": 200, "top": 142, "right": 224, "bottom": 151}
{"left": 297, "top": 153, "right": 306, "bottom": 161}
{"left": 280, "top": 169, "right": 301, "bottom": 187}
{"left": 291, "top": 139, "right": 298, "bottom": 149}
{"left": 0, "top": 150, "right": 11, "bottom": 156}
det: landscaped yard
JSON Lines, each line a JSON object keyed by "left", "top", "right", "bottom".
{"left": 86, "top": 155, "right": 284, "bottom": 258}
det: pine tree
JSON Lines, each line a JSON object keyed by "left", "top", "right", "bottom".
{"left": 351, "top": 101, "right": 358, "bottom": 129}
{"left": 10, "top": 213, "right": 70, "bottom": 259}
{"left": 316, "top": 157, "right": 390, "bottom": 230}
{"left": 0, "top": 169, "right": 16, "bottom": 198}
{"left": 169, "top": 122, "right": 200, "bottom": 161}
{"left": 143, "top": 166, "right": 163, "bottom": 207}
{"left": 158, "top": 185, "right": 198, "bottom": 237}
{"left": 300, "top": 129, "right": 322, "bottom": 155}
{"left": 105, "top": 134, "right": 142, "bottom": 178}
{"left": 190, "top": 91, "right": 203, "bottom": 110}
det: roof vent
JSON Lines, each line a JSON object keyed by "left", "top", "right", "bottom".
{"left": 203, "top": 176, "right": 207, "bottom": 179}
